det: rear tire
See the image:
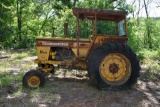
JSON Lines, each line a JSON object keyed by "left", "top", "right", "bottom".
{"left": 23, "top": 70, "right": 45, "bottom": 88}
{"left": 87, "top": 42, "right": 140, "bottom": 90}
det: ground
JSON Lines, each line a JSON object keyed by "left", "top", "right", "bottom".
{"left": 0, "top": 49, "right": 160, "bottom": 107}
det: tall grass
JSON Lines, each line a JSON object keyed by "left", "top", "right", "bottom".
{"left": 137, "top": 49, "right": 160, "bottom": 79}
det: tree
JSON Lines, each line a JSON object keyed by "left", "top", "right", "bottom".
{"left": 0, "top": 0, "right": 14, "bottom": 48}
{"left": 0, "top": 0, "right": 160, "bottom": 50}
{"left": 156, "top": 0, "right": 160, "bottom": 7}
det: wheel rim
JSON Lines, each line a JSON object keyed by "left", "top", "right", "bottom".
{"left": 99, "top": 53, "right": 131, "bottom": 86}
{"left": 27, "top": 75, "right": 40, "bottom": 88}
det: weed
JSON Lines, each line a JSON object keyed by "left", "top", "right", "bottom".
{"left": 0, "top": 73, "right": 11, "bottom": 87}
{"left": 142, "top": 58, "right": 160, "bottom": 79}
{"left": 28, "top": 49, "right": 37, "bottom": 56}
{"left": 137, "top": 49, "right": 159, "bottom": 60}
{"left": 12, "top": 52, "right": 29, "bottom": 60}
{"left": 0, "top": 72, "right": 23, "bottom": 87}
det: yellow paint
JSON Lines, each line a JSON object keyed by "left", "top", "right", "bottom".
{"left": 99, "top": 53, "right": 131, "bottom": 85}
{"left": 37, "top": 46, "right": 50, "bottom": 60}
{"left": 37, "top": 37, "right": 91, "bottom": 42}
{"left": 27, "top": 75, "right": 40, "bottom": 88}
{"left": 100, "top": 54, "right": 126, "bottom": 81}
{"left": 71, "top": 48, "right": 89, "bottom": 57}
{"left": 50, "top": 51, "right": 56, "bottom": 59}
{"left": 34, "top": 59, "right": 64, "bottom": 65}
{"left": 79, "top": 48, "right": 89, "bottom": 57}
{"left": 71, "top": 48, "right": 77, "bottom": 57}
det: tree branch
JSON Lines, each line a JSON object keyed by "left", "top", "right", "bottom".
{"left": 144, "top": 0, "right": 149, "bottom": 18}
{"left": 156, "top": 0, "right": 160, "bottom": 7}
{"left": 136, "top": 0, "right": 152, "bottom": 17}
{"left": 112, "top": 0, "right": 123, "bottom": 9}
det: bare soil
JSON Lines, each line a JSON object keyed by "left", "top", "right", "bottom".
{"left": 0, "top": 49, "right": 160, "bottom": 107}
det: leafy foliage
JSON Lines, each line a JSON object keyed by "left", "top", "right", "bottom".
{"left": 0, "top": 0, "right": 159, "bottom": 54}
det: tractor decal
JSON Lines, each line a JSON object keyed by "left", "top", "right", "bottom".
{"left": 42, "top": 41, "right": 69, "bottom": 46}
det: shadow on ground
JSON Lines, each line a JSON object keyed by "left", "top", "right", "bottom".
{"left": 0, "top": 69, "right": 159, "bottom": 107}
{"left": 0, "top": 50, "right": 159, "bottom": 107}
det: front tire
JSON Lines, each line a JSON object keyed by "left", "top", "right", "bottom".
{"left": 88, "top": 42, "right": 140, "bottom": 89}
{"left": 23, "top": 70, "right": 45, "bottom": 88}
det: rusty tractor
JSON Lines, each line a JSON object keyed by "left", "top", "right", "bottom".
{"left": 22, "top": 8, "right": 140, "bottom": 89}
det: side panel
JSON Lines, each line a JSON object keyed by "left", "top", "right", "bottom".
{"left": 72, "top": 48, "right": 89, "bottom": 57}
{"left": 37, "top": 47, "right": 50, "bottom": 60}
{"left": 36, "top": 38, "right": 91, "bottom": 59}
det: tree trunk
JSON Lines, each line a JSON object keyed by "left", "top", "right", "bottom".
{"left": 132, "top": 0, "right": 136, "bottom": 18}
{"left": 17, "top": 0, "right": 22, "bottom": 41}
{"left": 38, "top": 10, "right": 51, "bottom": 35}
{"left": 144, "top": 0, "right": 149, "bottom": 18}
{"left": 136, "top": 0, "right": 141, "bottom": 25}
{"left": 144, "top": 0, "right": 152, "bottom": 48}
{"left": 73, "top": 0, "right": 77, "bottom": 7}
{"left": 156, "top": 1, "right": 160, "bottom": 7}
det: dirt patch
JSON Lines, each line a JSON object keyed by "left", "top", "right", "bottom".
{"left": 0, "top": 50, "right": 160, "bottom": 107}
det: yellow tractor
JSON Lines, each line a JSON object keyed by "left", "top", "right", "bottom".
{"left": 23, "top": 8, "right": 140, "bottom": 89}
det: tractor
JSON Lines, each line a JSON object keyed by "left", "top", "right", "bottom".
{"left": 22, "top": 8, "right": 140, "bottom": 89}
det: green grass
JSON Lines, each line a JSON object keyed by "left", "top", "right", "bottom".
{"left": 12, "top": 52, "right": 29, "bottom": 60}
{"left": 0, "top": 60, "right": 10, "bottom": 72}
{"left": 137, "top": 49, "right": 160, "bottom": 60}
{"left": 0, "top": 48, "right": 37, "bottom": 95}
{"left": 137, "top": 49, "right": 160, "bottom": 79}
{"left": 0, "top": 73, "right": 23, "bottom": 87}
{"left": 0, "top": 73, "right": 11, "bottom": 87}
{"left": 0, "top": 60, "right": 8, "bottom": 68}
{"left": 0, "top": 48, "right": 160, "bottom": 96}
{"left": 0, "top": 48, "right": 159, "bottom": 107}
{"left": 144, "top": 59, "right": 160, "bottom": 79}
{"left": 28, "top": 49, "right": 37, "bottom": 56}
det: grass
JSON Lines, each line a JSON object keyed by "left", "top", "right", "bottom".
{"left": 0, "top": 72, "right": 23, "bottom": 87}
{"left": 141, "top": 59, "right": 160, "bottom": 79}
{"left": 0, "top": 73, "right": 12, "bottom": 87}
{"left": 137, "top": 49, "right": 160, "bottom": 80}
{"left": 12, "top": 52, "right": 29, "bottom": 60}
{"left": 11, "top": 49, "right": 37, "bottom": 60}
{"left": 137, "top": 48, "right": 160, "bottom": 60}
{"left": 0, "top": 49, "right": 37, "bottom": 90}
{"left": 0, "top": 60, "right": 9, "bottom": 72}
{"left": 0, "top": 48, "right": 160, "bottom": 106}
{"left": 0, "top": 48, "right": 159, "bottom": 88}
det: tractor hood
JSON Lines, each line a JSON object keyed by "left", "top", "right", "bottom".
{"left": 36, "top": 37, "right": 90, "bottom": 42}
{"left": 36, "top": 37, "right": 91, "bottom": 47}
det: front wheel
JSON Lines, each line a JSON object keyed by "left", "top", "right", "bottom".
{"left": 23, "top": 70, "right": 45, "bottom": 88}
{"left": 88, "top": 42, "right": 140, "bottom": 89}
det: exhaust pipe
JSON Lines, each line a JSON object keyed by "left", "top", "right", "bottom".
{"left": 64, "top": 23, "right": 68, "bottom": 38}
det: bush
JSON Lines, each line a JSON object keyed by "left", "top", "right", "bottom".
{"left": 137, "top": 49, "right": 160, "bottom": 60}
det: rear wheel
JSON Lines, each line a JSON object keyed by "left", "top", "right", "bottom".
{"left": 23, "top": 70, "right": 45, "bottom": 88}
{"left": 88, "top": 42, "right": 140, "bottom": 89}
{"left": 99, "top": 53, "right": 131, "bottom": 86}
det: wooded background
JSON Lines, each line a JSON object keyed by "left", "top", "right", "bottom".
{"left": 0, "top": 0, "right": 160, "bottom": 55}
